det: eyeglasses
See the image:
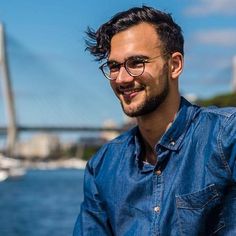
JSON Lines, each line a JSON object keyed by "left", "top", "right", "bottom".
{"left": 99, "top": 54, "right": 164, "bottom": 81}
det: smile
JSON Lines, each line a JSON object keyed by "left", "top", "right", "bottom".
{"left": 118, "top": 85, "right": 145, "bottom": 96}
{"left": 115, "top": 86, "right": 145, "bottom": 100}
{"left": 118, "top": 87, "right": 145, "bottom": 100}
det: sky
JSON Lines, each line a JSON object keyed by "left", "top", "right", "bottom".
{"left": 0, "top": 0, "right": 235, "bottom": 128}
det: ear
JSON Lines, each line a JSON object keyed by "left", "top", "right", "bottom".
{"left": 170, "top": 52, "right": 184, "bottom": 79}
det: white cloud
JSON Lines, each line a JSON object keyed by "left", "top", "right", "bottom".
{"left": 194, "top": 29, "right": 236, "bottom": 46}
{"left": 184, "top": 0, "right": 236, "bottom": 16}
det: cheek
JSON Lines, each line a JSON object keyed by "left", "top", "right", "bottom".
{"left": 144, "top": 63, "right": 169, "bottom": 86}
{"left": 140, "top": 70, "right": 161, "bottom": 89}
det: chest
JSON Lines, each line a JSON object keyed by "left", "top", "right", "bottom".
{"left": 95, "top": 141, "right": 231, "bottom": 235}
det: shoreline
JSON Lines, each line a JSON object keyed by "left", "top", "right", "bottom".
{"left": 0, "top": 156, "right": 86, "bottom": 181}
{"left": 21, "top": 158, "right": 87, "bottom": 170}
{"left": 0, "top": 155, "right": 87, "bottom": 171}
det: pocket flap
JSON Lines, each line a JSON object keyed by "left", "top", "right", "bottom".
{"left": 176, "top": 184, "right": 219, "bottom": 209}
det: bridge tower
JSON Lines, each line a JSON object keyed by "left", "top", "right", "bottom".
{"left": 0, "top": 23, "right": 17, "bottom": 156}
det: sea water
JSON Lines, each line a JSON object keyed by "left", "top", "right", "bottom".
{"left": 0, "top": 169, "right": 84, "bottom": 236}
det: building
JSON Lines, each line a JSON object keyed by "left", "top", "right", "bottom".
{"left": 14, "top": 133, "right": 60, "bottom": 159}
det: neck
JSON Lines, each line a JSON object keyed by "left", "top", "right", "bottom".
{"left": 141, "top": 138, "right": 157, "bottom": 165}
{"left": 137, "top": 95, "right": 181, "bottom": 149}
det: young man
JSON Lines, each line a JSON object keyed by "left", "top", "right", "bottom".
{"left": 74, "top": 6, "right": 236, "bottom": 235}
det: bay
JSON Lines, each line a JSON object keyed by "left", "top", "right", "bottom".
{"left": 0, "top": 169, "right": 84, "bottom": 236}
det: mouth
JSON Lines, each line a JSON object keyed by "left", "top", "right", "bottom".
{"left": 118, "top": 85, "right": 145, "bottom": 100}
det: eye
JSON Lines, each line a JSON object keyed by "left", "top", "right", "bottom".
{"left": 108, "top": 62, "right": 120, "bottom": 72}
{"left": 127, "top": 58, "right": 145, "bottom": 69}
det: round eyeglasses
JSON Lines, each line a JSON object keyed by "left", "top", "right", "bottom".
{"left": 99, "top": 55, "right": 164, "bottom": 81}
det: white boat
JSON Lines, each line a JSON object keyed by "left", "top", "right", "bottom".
{"left": 0, "top": 154, "right": 26, "bottom": 181}
{"left": 0, "top": 169, "right": 8, "bottom": 182}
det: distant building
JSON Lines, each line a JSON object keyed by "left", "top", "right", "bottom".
{"left": 14, "top": 133, "right": 60, "bottom": 159}
{"left": 101, "top": 119, "right": 120, "bottom": 141}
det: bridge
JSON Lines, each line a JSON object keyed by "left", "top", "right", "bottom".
{"left": 0, "top": 23, "right": 129, "bottom": 156}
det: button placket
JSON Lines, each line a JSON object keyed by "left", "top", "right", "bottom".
{"left": 151, "top": 166, "right": 163, "bottom": 234}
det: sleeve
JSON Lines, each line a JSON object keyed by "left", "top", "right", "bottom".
{"left": 220, "top": 112, "right": 236, "bottom": 182}
{"left": 73, "top": 161, "right": 113, "bottom": 236}
{"left": 217, "top": 112, "right": 236, "bottom": 234}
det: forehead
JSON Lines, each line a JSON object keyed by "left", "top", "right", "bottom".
{"left": 109, "top": 23, "right": 162, "bottom": 60}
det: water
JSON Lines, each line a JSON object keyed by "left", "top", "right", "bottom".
{"left": 0, "top": 169, "right": 84, "bottom": 236}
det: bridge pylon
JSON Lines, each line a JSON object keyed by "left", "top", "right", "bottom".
{"left": 0, "top": 23, "right": 17, "bottom": 156}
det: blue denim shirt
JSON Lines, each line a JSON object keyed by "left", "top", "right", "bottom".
{"left": 73, "top": 97, "right": 236, "bottom": 236}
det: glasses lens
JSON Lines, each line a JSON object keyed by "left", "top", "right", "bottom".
{"left": 101, "top": 64, "right": 110, "bottom": 79}
{"left": 126, "top": 58, "right": 145, "bottom": 76}
{"left": 101, "top": 62, "right": 120, "bottom": 80}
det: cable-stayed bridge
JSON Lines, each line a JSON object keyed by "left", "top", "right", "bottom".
{"left": 0, "top": 24, "right": 128, "bottom": 156}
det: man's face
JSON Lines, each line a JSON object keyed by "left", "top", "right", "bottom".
{"left": 109, "top": 23, "right": 170, "bottom": 117}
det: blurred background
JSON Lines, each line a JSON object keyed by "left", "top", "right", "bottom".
{"left": 0, "top": 0, "right": 235, "bottom": 235}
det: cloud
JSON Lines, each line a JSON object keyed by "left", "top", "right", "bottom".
{"left": 184, "top": 0, "right": 236, "bottom": 16}
{"left": 193, "top": 29, "right": 236, "bottom": 46}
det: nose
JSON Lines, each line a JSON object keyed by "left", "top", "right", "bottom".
{"left": 115, "top": 66, "right": 134, "bottom": 84}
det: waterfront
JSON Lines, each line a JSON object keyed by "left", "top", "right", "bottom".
{"left": 0, "top": 168, "right": 84, "bottom": 236}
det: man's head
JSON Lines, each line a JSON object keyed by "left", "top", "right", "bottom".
{"left": 85, "top": 6, "right": 184, "bottom": 117}
{"left": 85, "top": 5, "right": 184, "bottom": 61}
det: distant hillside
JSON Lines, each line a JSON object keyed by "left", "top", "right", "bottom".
{"left": 197, "top": 92, "right": 236, "bottom": 107}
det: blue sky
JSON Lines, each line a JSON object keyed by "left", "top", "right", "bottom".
{"left": 0, "top": 0, "right": 235, "bottom": 127}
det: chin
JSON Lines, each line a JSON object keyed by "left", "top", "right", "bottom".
{"left": 122, "top": 103, "right": 145, "bottom": 117}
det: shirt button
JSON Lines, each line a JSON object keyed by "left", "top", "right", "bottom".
{"left": 155, "top": 170, "right": 162, "bottom": 175}
{"left": 154, "top": 206, "right": 160, "bottom": 213}
{"left": 170, "top": 141, "right": 175, "bottom": 146}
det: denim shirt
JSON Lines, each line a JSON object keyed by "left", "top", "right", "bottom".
{"left": 73, "top": 97, "right": 236, "bottom": 236}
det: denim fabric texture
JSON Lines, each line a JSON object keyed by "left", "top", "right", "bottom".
{"left": 73, "top": 97, "right": 236, "bottom": 236}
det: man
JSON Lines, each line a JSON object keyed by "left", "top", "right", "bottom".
{"left": 74, "top": 6, "right": 236, "bottom": 235}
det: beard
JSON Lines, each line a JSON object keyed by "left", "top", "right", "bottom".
{"left": 121, "top": 63, "right": 169, "bottom": 117}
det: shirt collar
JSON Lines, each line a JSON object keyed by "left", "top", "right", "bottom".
{"left": 132, "top": 97, "right": 199, "bottom": 172}
{"left": 133, "top": 96, "right": 199, "bottom": 154}
{"left": 156, "top": 97, "right": 199, "bottom": 151}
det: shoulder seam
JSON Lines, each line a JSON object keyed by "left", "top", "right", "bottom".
{"left": 200, "top": 106, "right": 236, "bottom": 118}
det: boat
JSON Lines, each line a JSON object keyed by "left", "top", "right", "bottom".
{"left": 0, "top": 154, "right": 26, "bottom": 181}
{"left": 0, "top": 169, "right": 8, "bottom": 182}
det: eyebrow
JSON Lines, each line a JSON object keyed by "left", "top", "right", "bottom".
{"left": 107, "top": 55, "right": 150, "bottom": 64}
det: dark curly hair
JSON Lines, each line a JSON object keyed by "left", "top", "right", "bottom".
{"left": 85, "top": 5, "right": 184, "bottom": 61}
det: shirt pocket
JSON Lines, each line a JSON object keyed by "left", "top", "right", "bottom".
{"left": 176, "top": 184, "right": 225, "bottom": 236}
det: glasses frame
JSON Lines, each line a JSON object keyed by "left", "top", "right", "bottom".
{"left": 99, "top": 54, "right": 166, "bottom": 81}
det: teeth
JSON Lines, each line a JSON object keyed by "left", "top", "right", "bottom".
{"left": 120, "top": 88, "right": 143, "bottom": 95}
{"left": 123, "top": 90, "right": 136, "bottom": 95}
